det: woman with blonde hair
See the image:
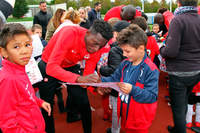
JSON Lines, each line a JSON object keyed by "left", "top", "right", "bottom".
{"left": 45, "top": 8, "right": 66, "bottom": 42}
{"left": 79, "top": 7, "right": 90, "bottom": 29}
{"left": 54, "top": 10, "right": 81, "bottom": 34}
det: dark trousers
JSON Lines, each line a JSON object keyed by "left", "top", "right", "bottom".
{"left": 169, "top": 73, "right": 200, "bottom": 133}
{"left": 65, "top": 64, "right": 91, "bottom": 133}
{"left": 36, "top": 60, "right": 91, "bottom": 133}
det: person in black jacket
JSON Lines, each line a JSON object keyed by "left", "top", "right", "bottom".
{"left": 33, "top": 1, "right": 52, "bottom": 39}
{"left": 99, "top": 20, "right": 129, "bottom": 133}
{"left": 159, "top": 0, "right": 200, "bottom": 132}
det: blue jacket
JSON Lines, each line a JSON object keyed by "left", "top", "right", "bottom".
{"left": 101, "top": 53, "right": 159, "bottom": 103}
{"left": 101, "top": 54, "right": 159, "bottom": 130}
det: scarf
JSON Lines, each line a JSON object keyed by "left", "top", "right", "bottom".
{"left": 174, "top": 6, "right": 197, "bottom": 16}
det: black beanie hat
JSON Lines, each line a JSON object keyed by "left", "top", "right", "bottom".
{"left": 112, "top": 20, "right": 130, "bottom": 32}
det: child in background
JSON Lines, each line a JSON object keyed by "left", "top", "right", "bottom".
{"left": 99, "top": 20, "right": 129, "bottom": 133}
{"left": 31, "top": 24, "right": 47, "bottom": 47}
{"left": 99, "top": 24, "right": 159, "bottom": 133}
{"left": 186, "top": 82, "right": 200, "bottom": 128}
{"left": 152, "top": 24, "right": 161, "bottom": 42}
{"left": 0, "top": 23, "right": 51, "bottom": 132}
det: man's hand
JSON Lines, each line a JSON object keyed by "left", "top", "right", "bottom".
{"left": 117, "top": 82, "right": 132, "bottom": 94}
{"left": 42, "top": 101, "right": 51, "bottom": 116}
{"left": 76, "top": 74, "right": 99, "bottom": 83}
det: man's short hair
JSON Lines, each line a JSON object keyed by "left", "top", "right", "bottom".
{"left": 0, "top": 23, "right": 30, "bottom": 48}
{"left": 89, "top": 19, "right": 113, "bottom": 41}
{"left": 178, "top": 0, "right": 198, "bottom": 6}
{"left": 40, "top": 1, "right": 46, "bottom": 5}
{"left": 117, "top": 24, "right": 147, "bottom": 48}
{"left": 121, "top": 5, "right": 136, "bottom": 21}
{"left": 94, "top": 2, "right": 101, "bottom": 7}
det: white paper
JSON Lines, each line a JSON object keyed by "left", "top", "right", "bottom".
{"left": 31, "top": 34, "right": 44, "bottom": 58}
{"left": 26, "top": 58, "right": 43, "bottom": 85}
{"left": 64, "top": 82, "right": 122, "bottom": 93}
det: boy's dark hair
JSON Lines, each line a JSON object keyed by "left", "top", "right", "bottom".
{"left": 117, "top": 24, "right": 147, "bottom": 49}
{"left": 178, "top": 0, "right": 198, "bottom": 6}
{"left": 112, "top": 20, "right": 130, "bottom": 32}
{"left": 31, "top": 24, "right": 42, "bottom": 32}
{"left": 89, "top": 19, "right": 113, "bottom": 41}
{"left": 94, "top": 2, "right": 101, "bottom": 7}
{"left": 131, "top": 17, "right": 147, "bottom": 31}
{"left": 40, "top": 1, "right": 46, "bottom": 5}
{"left": 0, "top": 23, "right": 29, "bottom": 48}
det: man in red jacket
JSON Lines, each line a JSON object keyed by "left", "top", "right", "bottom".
{"left": 104, "top": 5, "right": 141, "bottom": 22}
{"left": 35, "top": 20, "right": 113, "bottom": 133}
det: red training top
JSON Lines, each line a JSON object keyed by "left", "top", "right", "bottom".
{"left": 104, "top": 5, "right": 141, "bottom": 21}
{"left": 42, "top": 26, "right": 103, "bottom": 83}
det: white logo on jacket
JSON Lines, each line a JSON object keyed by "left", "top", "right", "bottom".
{"left": 119, "top": 93, "right": 129, "bottom": 104}
{"left": 25, "top": 84, "right": 35, "bottom": 102}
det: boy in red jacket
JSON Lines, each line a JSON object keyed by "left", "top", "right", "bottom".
{"left": 0, "top": 23, "right": 51, "bottom": 133}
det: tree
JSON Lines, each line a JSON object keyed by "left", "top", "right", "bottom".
{"left": 26, "top": 0, "right": 41, "bottom": 5}
{"left": 13, "top": 0, "right": 29, "bottom": 18}
{"left": 151, "top": 0, "right": 160, "bottom": 12}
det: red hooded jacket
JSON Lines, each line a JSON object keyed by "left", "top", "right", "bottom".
{"left": 0, "top": 60, "right": 45, "bottom": 133}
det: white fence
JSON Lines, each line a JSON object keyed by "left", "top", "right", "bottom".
{"left": 146, "top": 13, "right": 157, "bottom": 25}
{"left": 24, "top": 3, "right": 67, "bottom": 17}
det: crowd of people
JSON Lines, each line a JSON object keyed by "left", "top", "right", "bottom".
{"left": 0, "top": 0, "right": 200, "bottom": 133}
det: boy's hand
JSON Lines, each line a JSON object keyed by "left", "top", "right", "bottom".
{"left": 42, "top": 102, "right": 51, "bottom": 116}
{"left": 96, "top": 87, "right": 112, "bottom": 95}
{"left": 97, "top": 87, "right": 104, "bottom": 95}
{"left": 117, "top": 82, "right": 132, "bottom": 94}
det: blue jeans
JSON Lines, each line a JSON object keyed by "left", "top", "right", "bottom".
{"left": 169, "top": 73, "right": 200, "bottom": 133}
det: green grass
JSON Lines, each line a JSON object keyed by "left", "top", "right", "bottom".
{"left": 7, "top": 17, "right": 33, "bottom": 22}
